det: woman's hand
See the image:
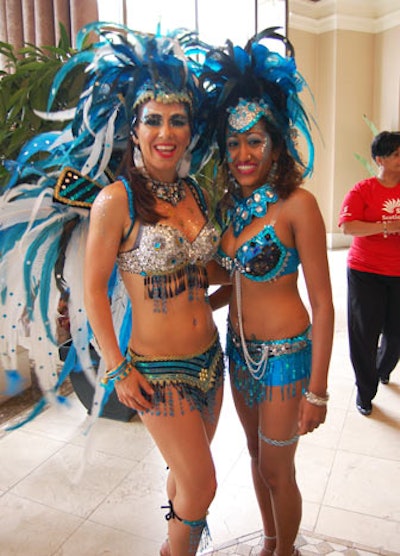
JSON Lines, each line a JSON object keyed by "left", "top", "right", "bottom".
{"left": 297, "top": 396, "right": 327, "bottom": 435}
{"left": 115, "top": 366, "right": 155, "bottom": 411}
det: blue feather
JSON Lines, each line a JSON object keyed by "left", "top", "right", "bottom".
{"left": 1, "top": 370, "right": 26, "bottom": 395}
{"left": 5, "top": 397, "right": 47, "bottom": 431}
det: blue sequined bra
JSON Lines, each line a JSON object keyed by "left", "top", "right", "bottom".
{"left": 217, "top": 224, "right": 300, "bottom": 282}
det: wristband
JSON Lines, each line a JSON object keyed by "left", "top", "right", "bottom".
{"left": 304, "top": 390, "right": 329, "bottom": 406}
{"left": 101, "top": 358, "right": 132, "bottom": 385}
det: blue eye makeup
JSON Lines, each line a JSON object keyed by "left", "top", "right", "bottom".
{"left": 170, "top": 114, "right": 189, "bottom": 127}
{"left": 141, "top": 113, "right": 162, "bottom": 127}
{"left": 139, "top": 111, "right": 189, "bottom": 128}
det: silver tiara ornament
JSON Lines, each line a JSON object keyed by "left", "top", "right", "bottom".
{"left": 133, "top": 79, "right": 192, "bottom": 109}
{"left": 227, "top": 98, "right": 275, "bottom": 133}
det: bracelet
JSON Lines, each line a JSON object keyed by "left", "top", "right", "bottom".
{"left": 383, "top": 220, "right": 388, "bottom": 238}
{"left": 101, "top": 358, "right": 133, "bottom": 385}
{"left": 304, "top": 390, "right": 329, "bottom": 406}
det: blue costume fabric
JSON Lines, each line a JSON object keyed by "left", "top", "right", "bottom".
{"left": 227, "top": 321, "right": 311, "bottom": 406}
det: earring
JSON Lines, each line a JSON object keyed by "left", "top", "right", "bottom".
{"left": 267, "top": 160, "right": 278, "bottom": 185}
{"left": 133, "top": 145, "right": 144, "bottom": 171}
{"left": 177, "top": 149, "right": 192, "bottom": 178}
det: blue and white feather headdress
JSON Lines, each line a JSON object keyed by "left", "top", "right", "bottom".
{"left": 0, "top": 22, "right": 211, "bottom": 429}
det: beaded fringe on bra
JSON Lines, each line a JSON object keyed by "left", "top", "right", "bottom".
{"left": 143, "top": 263, "right": 209, "bottom": 312}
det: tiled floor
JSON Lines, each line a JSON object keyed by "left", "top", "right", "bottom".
{"left": 1, "top": 249, "right": 400, "bottom": 556}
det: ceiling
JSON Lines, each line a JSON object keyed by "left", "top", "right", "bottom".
{"left": 291, "top": 0, "right": 400, "bottom": 19}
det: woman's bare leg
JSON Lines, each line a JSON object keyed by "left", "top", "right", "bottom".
{"left": 257, "top": 385, "right": 302, "bottom": 556}
{"left": 230, "top": 375, "right": 276, "bottom": 555}
{"left": 141, "top": 385, "right": 223, "bottom": 556}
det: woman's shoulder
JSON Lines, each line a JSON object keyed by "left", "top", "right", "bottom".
{"left": 285, "top": 186, "right": 318, "bottom": 210}
{"left": 92, "top": 179, "right": 131, "bottom": 214}
{"left": 282, "top": 187, "right": 323, "bottom": 229}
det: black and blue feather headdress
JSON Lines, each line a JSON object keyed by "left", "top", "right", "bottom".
{"left": 196, "top": 27, "right": 314, "bottom": 177}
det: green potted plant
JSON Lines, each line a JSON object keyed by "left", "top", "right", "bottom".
{"left": 0, "top": 23, "right": 87, "bottom": 189}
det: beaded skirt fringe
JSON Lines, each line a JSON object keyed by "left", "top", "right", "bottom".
{"left": 227, "top": 325, "right": 311, "bottom": 407}
{"left": 129, "top": 335, "right": 225, "bottom": 421}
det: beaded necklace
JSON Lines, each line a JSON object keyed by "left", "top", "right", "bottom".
{"left": 148, "top": 178, "right": 186, "bottom": 206}
{"left": 230, "top": 182, "right": 278, "bottom": 237}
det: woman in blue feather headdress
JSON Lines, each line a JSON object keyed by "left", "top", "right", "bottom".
{"left": 0, "top": 22, "right": 227, "bottom": 555}
{"left": 199, "top": 29, "right": 335, "bottom": 556}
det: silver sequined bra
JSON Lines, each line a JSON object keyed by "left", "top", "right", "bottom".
{"left": 117, "top": 221, "right": 220, "bottom": 276}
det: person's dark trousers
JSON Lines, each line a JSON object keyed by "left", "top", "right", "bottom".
{"left": 347, "top": 268, "right": 400, "bottom": 406}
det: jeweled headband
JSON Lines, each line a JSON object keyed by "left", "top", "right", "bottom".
{"left": 227, "top": 98, "right": 275, "bottom": 133}
{"left": 133, "top": 79, "right": 193, "bottom": 109}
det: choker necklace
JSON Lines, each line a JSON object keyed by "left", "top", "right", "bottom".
{"left": 148, "top": 178, "right": 186, "bottom": 206}
{"left": 230, "top": 183, "right": 278, "bottom": 237}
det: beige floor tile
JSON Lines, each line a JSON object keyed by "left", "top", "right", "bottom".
{"left": 0, "top": 492, "right": 81, "bottom": 556}
{"left": 53, "top": 520, "right": 161, "bottom": 556}
{"left": 70, "top": 412, "right": 156, "bottom": 461}
{"left": 11, "top": 443, "right": 135, "bottom": 518}
{"left": 207, "top": 483, "right": 263, "bottom": 546}
{"left": 0, "top": 429, "right": 64, "bottom": 490}
{"left": 89, "top": 476, "right": 167, "bottom": 543}
{"left": 21, "top": 395, "right": 87, "bottom": 441}
{"left": 296, "top": 442, "right": 336, "bottom": 505}
{"left": 327, "top": 375, "right": 356, "bottom": 411}
{"left": 339, "top": 408, "right": 400, "bottom": 460}
{"left": 301, "top": 500, "right": 321, "bottom": 531}
{"left": 315, "top": 505, "right": 400, "bottom": 554}
{"left": 324, "top": 451, "right": 400, "bottom": 521}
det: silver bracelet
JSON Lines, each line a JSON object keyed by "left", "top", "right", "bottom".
{"left": 304, "top": 390, "right": 329, "bottom": 406}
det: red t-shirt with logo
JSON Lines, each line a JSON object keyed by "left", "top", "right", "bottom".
{"left": 338, "top": 177, "right": 400, "bottom": 276}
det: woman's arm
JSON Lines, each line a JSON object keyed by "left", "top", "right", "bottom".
{"left": 206, "top": 260, "right": 232, "bottom": 310}
{"left": 84, "top": 183, "right": 154, "bottom": 410}
{"left": 208, "top": 285, "right": 232, "bottom": 311}
{"left": 290, "top": 189, "right": 335, "bottom": 435}
{"left": 84, "top": 185, "right": 127, "bottom": 370}
{"left": 341, "top": 219, "right": 400, "bottom": 236}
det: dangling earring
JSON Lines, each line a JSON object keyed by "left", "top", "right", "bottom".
{"left": 133, "top": 145, "right": 144, "bottom": 171}
{"left": 177, "top": 149, "right": 192, "bottom": 178}
{"left": 267, "top": 160, "right": 278, "bottom": 185}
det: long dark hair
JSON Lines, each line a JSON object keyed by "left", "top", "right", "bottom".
{"left": 117, "top": 142, "right": 161, "bottom": 224}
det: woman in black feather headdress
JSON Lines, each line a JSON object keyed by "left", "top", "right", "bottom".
{"left": 200, "top": 29, "right": 334, "bottom": 556}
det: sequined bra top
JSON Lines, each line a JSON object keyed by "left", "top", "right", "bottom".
{"left": 116, "top": 174, "right": 220, "bottom": 275}
{"left": 117, "top": 220, "right": 220, "bottom": 275}
{"left": 217, "top": 224, "right": 300, "bottom": 282}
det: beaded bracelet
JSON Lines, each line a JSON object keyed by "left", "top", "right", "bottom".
{"left": 101, "top": 358, "right": 133, "bottom": 385}
{"left": 304, "top": 390, "right": 329, "bottom": 406}
{"left": 383, "top": 221, "right": 388, "bottom": 239}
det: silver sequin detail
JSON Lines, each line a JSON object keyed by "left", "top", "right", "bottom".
{"left": 117, "top": 222, "right": 220, "bottom": 275}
